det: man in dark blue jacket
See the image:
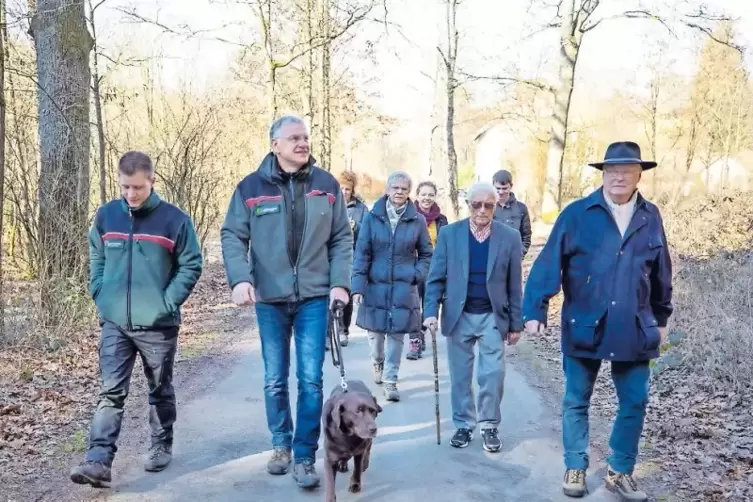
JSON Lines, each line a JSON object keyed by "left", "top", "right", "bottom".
{"left": 523, "top": 142, "right": 672, "bottom": 501}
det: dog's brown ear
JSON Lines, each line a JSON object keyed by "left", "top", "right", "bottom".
{"left": 372, "top": 396, "right": 383, "bottom": 414}
{"left": 331, "top": 397, "right": 346, "bottom": 430}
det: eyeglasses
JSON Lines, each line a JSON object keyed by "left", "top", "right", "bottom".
{"left": 470, "top": 201, "right": 495, "bottom": 211}
{"left": 278, "top": 134, "right": 309, "bottom": 143}
{"left": 390, "top": 186, "right": 410, "bottom": 193}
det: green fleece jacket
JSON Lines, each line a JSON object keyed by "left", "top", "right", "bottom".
{"left": 89, "top": 191, "right": 203, "bottom": 330}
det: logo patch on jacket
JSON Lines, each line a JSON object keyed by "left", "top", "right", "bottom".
{"left": 105, "top": 240, "right": 124, "bottom": 249}
{"left": 255, "top": 204, "right": 281, "bottom": 216}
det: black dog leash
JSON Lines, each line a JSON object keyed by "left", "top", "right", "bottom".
{"left": 328, "top": 299, "right": 348, "bottom": 391}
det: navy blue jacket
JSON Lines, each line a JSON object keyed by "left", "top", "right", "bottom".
{"left": 522, "top": 188, "right": 673, "bottom": 362}
{"left": 352, "top": 196, "right": 434, "bottom": 334}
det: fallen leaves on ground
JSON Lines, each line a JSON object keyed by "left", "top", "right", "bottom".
{"left": 522, "top": 243, "right": 753, "bottom": 502}
{"left": 0, "top": 260, "right": 235, "bottom": 493}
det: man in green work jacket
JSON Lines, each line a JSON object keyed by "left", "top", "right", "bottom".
{"left": 70, "top": 151, "right": 203, "bottom": 487}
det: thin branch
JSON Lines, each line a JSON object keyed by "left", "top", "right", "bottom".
{"left": 458, "top": 70, "right": 554, "bottom": 93}
{"left": 116, "top": 7, "right": 249, "bottom": 48}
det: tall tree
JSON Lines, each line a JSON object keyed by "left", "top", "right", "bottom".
{"left": 438, "top": 0, "right": 461, "bottom": 217}
{"left": 0, "top": 0, "right": 7, "bottom": 337}
{"left": 29, "top": 0, "right": 94, "bottom": 324}
{"left": 526, "top": 0, "right": 739, "bottom": 221}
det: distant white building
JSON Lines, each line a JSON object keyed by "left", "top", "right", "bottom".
{"left": 473, "top": 121, "right": 536, "bottom": 204}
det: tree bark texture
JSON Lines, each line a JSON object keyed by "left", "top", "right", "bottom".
{"left": 443, "top": 0, "right": 460, "bottom": 218}
{"left": 540, "top": 0, "right": 580, "bottom": 223}
{"left": 0, "top": 0, "right": 7, "bottom": 336}
{"left": 319, "top": 0, "right": 332, "bottom": 171}
{"left": 31, "top": 0, "right": 93, "bottom": 324}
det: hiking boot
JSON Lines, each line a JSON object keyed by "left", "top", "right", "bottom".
{"left": 384, "top": 382, "right": 400, "bottom": 401}
{"left": 562, "top": 469, "right": 588, "bottom": 498}
{"left": 292, "top": 459, "right": 320, "bottom": 489}
{"left": 406, "top": 338, "right": 422, "bottom": 360}
{"left": 605, "top": 468, "right": 648, "bottom": 501}
{"left": 372, "top": 361, "right": 384, "bottom": 384}
{"left": 70, "top": 461, "right": 112, "bottom": 488}
{"left": 481, "top": 428, "right": 502, "bottom": 452}
{"left": 450, "top": 428, "right": 473, "bottom": 448}
{"left": 339, "top": 331, "right": 349, "bottom": 347}
{"left": 267, "top": 447, "right": 292, "bottom": 475}
{"left": 144, "top": 443, "right": 172, "bottom": 472}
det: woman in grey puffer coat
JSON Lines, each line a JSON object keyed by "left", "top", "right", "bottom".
{"left": 351, "top": 171, "right": 433, "bottom": 402}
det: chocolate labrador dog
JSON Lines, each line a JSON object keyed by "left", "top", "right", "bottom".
{"left": 322, "top": 379, "right": 382, "bottom": 502}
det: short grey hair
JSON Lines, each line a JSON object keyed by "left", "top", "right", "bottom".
{"left": 269, "top": 115, "right": 307, "bottom": 142}
{"left": 386, "top": 170, "right": 412, "bottom": 190}
{"left": 465, "top": 182, "right": 497, "bottom": 202}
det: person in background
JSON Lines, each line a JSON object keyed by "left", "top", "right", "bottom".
{"left": 351, "top": 171, "right": 433, "bottom": 402}
{"left": 70, "top": 151, "right": 203, "bottom": 487}
{"left": 336, "top": 170, "right": 368, "bottom": 348}
{"left": 523, "top": 141, "right": 673, "bottom": 501}
{"left": 423, "top": 182, "right": 523, "bottom": 453}
{"left": 407, "top": 180, "right": 448, "bottom": 360}
{"left": 220, "top": 115, "right": 352, "bottom": 490}
{"left": 492, "top": 170, "right": 532, "bottom": 258}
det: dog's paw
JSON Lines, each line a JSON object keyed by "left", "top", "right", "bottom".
{"left": 348, "top": 481, "right": 362, "bottom": 493}
{"left": 336, "top": 460, "right": 349, "bottom": 473}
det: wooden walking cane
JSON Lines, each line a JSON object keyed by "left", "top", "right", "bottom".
{"left": 426, "top": 325, "right": 441, "bottom": 445}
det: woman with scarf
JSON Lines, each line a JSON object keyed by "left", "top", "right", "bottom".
{"left": 335, "top": 171, "right": 368, "bottom": 347}
{"left": 407, "top": 180, "right": 449, "bottom": 360}
{"left": 351, "top": 171, "right": 433, "bottom": 402}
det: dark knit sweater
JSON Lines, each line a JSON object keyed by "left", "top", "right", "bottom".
{"left": 465, "top": 229, "right": 492, "bottom": 314}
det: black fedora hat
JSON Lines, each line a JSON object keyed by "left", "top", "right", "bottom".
{"left": 588, "top": 141, "right": 657, "bottom": 170}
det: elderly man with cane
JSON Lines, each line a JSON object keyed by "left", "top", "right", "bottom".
{"left": 523, "top": 141, "right": 673, "bottom": 501}
{"left": 423, "top": 182, "right": 524, "bottom": 452}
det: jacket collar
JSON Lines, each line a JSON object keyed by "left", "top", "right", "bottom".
{"left": 120, "top": 190, "right": 161, "bottom": 216}
{"left": 498, "top": 191, "right": 518, "bottom": 208}
{"left": 258, "top": 152, "right": 316, "bottom": 183}
{"left": 371, "top": 194, "right": 418, "bottom": 221}
{"left": 585, "top": 186, "right": 647, "bottom": 212}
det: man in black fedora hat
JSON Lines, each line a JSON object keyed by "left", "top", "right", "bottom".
{"left": 522, "top": 141, "right": 672, "bottom": 500}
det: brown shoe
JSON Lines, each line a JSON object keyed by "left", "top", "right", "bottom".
{"left": 562, "top": 469, "right": 587, "bottom": 498}
{"left": 605, "top": 468, "right": 648, "bottom": 501}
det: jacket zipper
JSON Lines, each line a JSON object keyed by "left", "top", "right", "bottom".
{"left": 387, "top": 212, "right": 401, "bottom": 333}
{"left": 127, "top": 208, "right": 134, "bottom": 330}
{"left": 285, "top": 178, "right": 309, "bottom": 301}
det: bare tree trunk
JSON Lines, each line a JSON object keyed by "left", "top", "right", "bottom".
{"left": 256, "top": 0, "right": 278, "bottom": 120}
{"left": 540, "top": 0, "right": 580, "bottom": 222}
{"left": 319, "top": 0, "right": 331, "bottom": 170}
{"left": 305, "top": 0, "right": 317, "bottom": 140}
{"left": 30, "top": 0, "right": 94, "bottom": 325}
{"left": 0, "top": 0, "right": 7, "bottom": 337}
{"left": 88, "top": 0, "right": 106, "bottom": 205}
{"left": 441, "top": 0, "right": 460, "bottom": 218}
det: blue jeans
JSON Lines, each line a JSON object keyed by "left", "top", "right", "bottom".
{"left": 562, "top": 355, "right": 650, "bottom": 474}
{"left": 255, "top": 296, "right": 328, "bottom": 462}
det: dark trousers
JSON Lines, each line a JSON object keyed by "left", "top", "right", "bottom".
{"left": 85, "top": 322, "right": 178, "bottom": 465}
{"left": 417, "top": 281, "right": 426, "bottom": 344}
{"left": 342, "top": 299, "right": 354, "bottom": 334}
